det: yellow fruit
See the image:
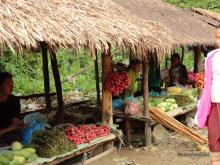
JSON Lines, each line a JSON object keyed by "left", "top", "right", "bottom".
{"left": 167, "top": 87, "right": 182, "bottom": 94}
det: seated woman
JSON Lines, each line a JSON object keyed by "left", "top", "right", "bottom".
{"left": 168, "top": 53, "right": 188, "bottom": 87}
{"left": 0, "top": 72, "right": 22, "bottom": 146}
{"left": 126, "top": 60, "right": 142, "bottom": 97}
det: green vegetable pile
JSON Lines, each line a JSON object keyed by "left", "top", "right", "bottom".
{"left": 157, "top": 98, "right": 178, "bottom": 112}
{"left": 0, "top": 141, "right": 37, "bottom": 165}
{"left": 30, "top": 130, "right": 76, "bottom": 158}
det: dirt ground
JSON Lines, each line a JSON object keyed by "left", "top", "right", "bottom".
{"left": 89, "top": 128, "right": 210, "bottom": 165}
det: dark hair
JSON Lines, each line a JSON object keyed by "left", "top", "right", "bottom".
{"left": 171, "top": 53, "right": 180, "bottom": 61}
{"left": 0, "top": 72, "right": 13, "bottom": 85}
{"left": 130, "top": 59, "right": 141, "bottom": 67}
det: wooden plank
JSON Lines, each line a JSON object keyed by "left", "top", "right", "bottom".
{"left": 41, "top": 42, "right": 52, "bottom": 111}
{"left": 101, "top": 48, "right": 113, "bottom": 125}
{"left": 125, "top": 118, "right": 131, "bottom": 145}
{"left": 50, "top": 50, "right": 64, "bottom": 123}
{"left": 17, "top": 92, "right": 56, "bottom": 100}
{"left": 43, "top": 134, "right": 116, "bottom": 165}
{"left": 142, "top": 60, "right": 152, "bottom": 146}
{"left": 86, "top": 147, "right": 116, "bottom": 164}
{"left": 94, "top": 49, "right": 101, "bottom": 105}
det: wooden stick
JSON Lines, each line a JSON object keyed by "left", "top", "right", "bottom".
{"left": 143, "top": 60, "right": 151, "bottom": 146}
{"left": 41, "top": 42, "right": 52, "bottom": 111}
{"left": 150, "top": 107, "right": 207, "bottom": 144}
{"left": 101, "top": 47, "right": 113, "bottom": 125}
{"left": 50, "top": 50, "right": 64, "bottom": 124}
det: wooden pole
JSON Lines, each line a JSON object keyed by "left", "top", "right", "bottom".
{"left": 94, "top": 49, "right": 101, "bottom": 105}
{"left": 50, "top": 50, "right": 64, "bottom": 123}
{"left": 142, "top": 59, "right": 151, "bottom": 146}
{"left": 41, "top": 42, "right": 51, "bottom": 111}
{"left": 193, "top": 46, "right": 202, "bottom": 73}
{"left": 101, "top": 48, "right": 113, "bottom": 125}
{"left": 181, "top": 46, "right": 184, "bottom": 63}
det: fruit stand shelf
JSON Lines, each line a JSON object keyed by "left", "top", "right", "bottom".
{"left": 35, "top": 133, "right": 116, "bottom": 165}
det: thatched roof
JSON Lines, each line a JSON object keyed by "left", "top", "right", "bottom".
{"left": 113, "top": 0, "right": 219, "bottom": 47}
{"left": 192, "top": 8, "right": 220, "bottom": 22}
{"left": 0, "top": 0, "right": 172, "bottom": 60}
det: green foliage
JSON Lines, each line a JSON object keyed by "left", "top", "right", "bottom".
{"left": 164, "top": 0, "right": 220, "bottom": 12}
{"left": 0, "top": 49, "right": 97, "bottom": 96}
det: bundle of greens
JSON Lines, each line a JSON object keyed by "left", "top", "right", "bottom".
{"left": 30, "top": 130, "right": 76, "bottom": 158}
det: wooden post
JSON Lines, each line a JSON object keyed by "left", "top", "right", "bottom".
{"left": 142, "top": 59, "right": 151, "bottom": 146}
{"left": 181, "top": 46, "right": 184, "bottom": 63}
{"left": 165, "top": 57, "right": 168, "bottom": 69}
{"left": 193, "top": 46, "right": 202, "bottom": 73}
{"left": 41, "top": 42, "right": 51, "bottom": 111}
{"left": 94, "top": 49, "right": 101, "bottom": 105}
{"left": 101, "top": 48, "right": 113, "bottom": 125}
{"left": 50, "top": 50, "right": 64, "bottom": 123}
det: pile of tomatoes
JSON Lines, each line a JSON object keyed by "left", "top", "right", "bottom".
{"left": 193, "top": 73, "right": 204, "bottom": 89}
{"left": 65, "top": 125, "right": 110, "bottom": 145}
{"left": 105, "top": 71, "right": 130, "bottom": 96}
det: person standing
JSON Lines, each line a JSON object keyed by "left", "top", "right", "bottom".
{"left": 196, "top": 25, "right": 220, "bottom": 165}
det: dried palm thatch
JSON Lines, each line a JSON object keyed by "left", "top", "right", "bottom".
{"left": 0, "top": 0, "right": 172, "bottom": 60}
{"left": 113, "top": 0, "right": 219, "bottom": 47}
{"left": 193, "top": 8, "right": 220, "bottom": 22}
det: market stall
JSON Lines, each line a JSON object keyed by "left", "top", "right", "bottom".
{"left": 0, "top": 0, "right": 173, "bottom": 164}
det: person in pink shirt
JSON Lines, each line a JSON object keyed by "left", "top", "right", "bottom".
{"left": 196, "top": 25, "right": 220, "bottom": 164}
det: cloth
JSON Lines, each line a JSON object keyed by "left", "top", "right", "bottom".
{"left": 127, "top": 69, "right": 140, "bottom": 95}
{"left": 196, "top": 49, "right": 219, "bottom": 128}
{"left": 207, "top": 103, "right": 220, "bottom": 152}
{"left": 149, "top": 63, "right": 161, "bottom": 92}
{"left": 0, "top": 130, "right": 22, "bottom": 147}
{"left": 211, "top": 52, "right": 220, "bottom": 102}
{"left": 0, "top": 95, "right": 20, "bottom": 129}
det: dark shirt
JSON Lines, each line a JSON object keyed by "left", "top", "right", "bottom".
{"left": 0, "top": 95, "right": 20, "bottom": 129}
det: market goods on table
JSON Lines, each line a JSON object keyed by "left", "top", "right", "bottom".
{"left": 65, "top": 124, "right": 110, "bottom": 145}
{"left": 0, "top": 141, "right": 37, "bottom": 165}
{"left": 30, "top": 130, "right": 76, "bottom": 158}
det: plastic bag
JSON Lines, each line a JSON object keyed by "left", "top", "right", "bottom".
{"left": 21, "top": 113, "right": 47, "bottom": 145}
{"left": 112, "top": 99, "right": 125, "bottom": 110}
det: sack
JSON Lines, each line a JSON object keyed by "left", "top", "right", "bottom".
{"left": 125, "top": 101, "right": 140, "bottom": 115}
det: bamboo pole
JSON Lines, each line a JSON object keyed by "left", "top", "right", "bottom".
{"left": 50, "top": 50, "right": 64, "bottom": 124}
{"left": 41, "top": 42, "right": 51, "bottom": 111}
{"left": 101, "top": 48, "right": 113, "bottom": 125}
{"left": 150, "top": 107, "right": 207, "bottom": 144}
{"left": 193, "top": 46, "right": 202, "bottom": 73}
{"left": 143, "top": 59, "right": 152, "bottom": 146}
{"left": 94, "top": 49, "right": 101, "bottom": 105}
{"left": 181, "top": 46, "right": 184, "bottom": 63}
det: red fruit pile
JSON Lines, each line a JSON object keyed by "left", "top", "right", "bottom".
{"left": 65, "top": 125, "right": 110, "bottom": 145}
{"left": 105, "top": 71, "right": 130, "bottom": 96}
{"left": 193, "top": 73, "right": 204, "bottom": 89}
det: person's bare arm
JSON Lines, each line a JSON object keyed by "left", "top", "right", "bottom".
{"left": 0, "top": 118, "right": 20, "bottom": 137}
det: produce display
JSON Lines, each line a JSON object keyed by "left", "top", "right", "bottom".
{"left": 193, "top": 73, "right": 204, "bottom": 89}
{"left": 0, "top": 141, "right": 37, "bottom": 165}
{"left": 167, "top": 86, "right": 182, "bottom": 94}
{"left": 30, "top": 130, "right": 76, "bottom": 158}
{"left": 105, "top": 71, "right": 129, "bottom": 96}
{"left": 168, "top": 88, "right": 198, "bottom": 107}
{"left": 156, "top": 98, "right": 178, "bottom": 112}
{"left": 65, "top": 125, "right": 110, "bottom": 145}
